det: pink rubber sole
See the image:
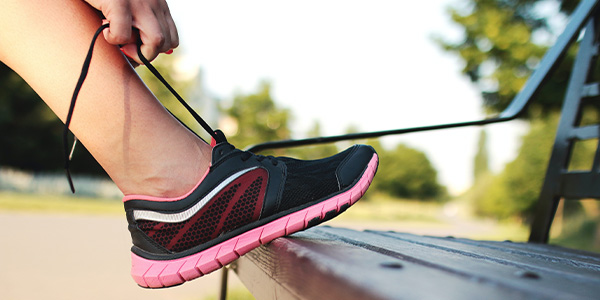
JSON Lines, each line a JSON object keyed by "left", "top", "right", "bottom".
{"left": 131, "top": 153, "right": 379, "bottom": 288}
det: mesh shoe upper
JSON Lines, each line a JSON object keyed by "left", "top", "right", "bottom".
{"left": 124, "top": 139, "right": 375, "bottom": 257}
{"left": 277, "top": 148, "right": 350, "bottom": 212}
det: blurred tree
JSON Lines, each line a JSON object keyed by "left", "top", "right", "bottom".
{"left": 476, "top": 112, "right": 595, "bottom": 220}
{"left": 322, "top": 124, "right": 447, "bottom": 200}
{"left": 287, "top": 121, "right": 339, "bottom": 160}
{"left": 473, "top": 129, "right": 490, "bottom": 182}
{"left": 440, "top": 0, "right": 600, "bottom": 220}
{"left": 0, "top": 62, "right": 105, "bottom": 176}
{"left": 371, "top": 143, "right": 446, "bottom": 201}
{"left": 223, "top": 82, "right": 292, "bottom": 152}
{"left": 476, "top": 114, "right": 557, "bottom": 219}
{"left": 438, "top": 0, "right": 579, "bottom": 115}
{"left": 466, "top": 128, "right": 494, "bottom": 213}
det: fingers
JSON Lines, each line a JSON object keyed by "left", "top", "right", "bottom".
{"left": 131, "top": 0, "right": 179, "bottom": 63}
{"left": 165, "top": 10, "right": 179, "bottom": 50}
{"left": 101, "top": 1, "right": 133, "bottom": 45}
{"left": 130, "top": 9, "right": 166, "bottom": 62}
{"left": 88, "top": 0, "right": 179, "bottom": 64}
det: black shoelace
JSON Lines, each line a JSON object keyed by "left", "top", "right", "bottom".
{"left": 64, "top": 23, "right": 223, "bottom": 192}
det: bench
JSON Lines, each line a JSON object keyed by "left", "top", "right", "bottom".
{"left": 222, "top": 0, "right": 600, "bottom": 298}
{"left": 233, "top": 228, "right": 600, "bottom": 299}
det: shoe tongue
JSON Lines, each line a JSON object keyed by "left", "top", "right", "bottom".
{"left": 210, "top": 129, "right": 228, "bottom": 148}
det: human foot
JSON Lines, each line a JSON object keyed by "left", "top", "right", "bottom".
{"left": 124, "top": 131, "right": 378, "bottom": 288}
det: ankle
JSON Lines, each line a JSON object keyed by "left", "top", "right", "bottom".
{"left": 119, "top": 160, "right": 209, "bottom": 198}
{"left": 140, "top": 170, "right": 208, "bottom": 198}
{"left": 118, "top": 139, "right": 212, "bottom": 198}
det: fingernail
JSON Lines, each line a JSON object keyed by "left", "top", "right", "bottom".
{"left": 165, "top": 49, "right": 174, "bottom": 55}
{"left": 120, "top": 48, "right": 133, "bottom": 59}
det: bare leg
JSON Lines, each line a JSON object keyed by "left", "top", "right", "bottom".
{"left": 0, "top": 0, "right": 212, "bottom": 197}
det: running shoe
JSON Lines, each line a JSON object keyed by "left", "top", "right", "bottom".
{"left": 123, "top": 130, "right": 378, "bottom": 288}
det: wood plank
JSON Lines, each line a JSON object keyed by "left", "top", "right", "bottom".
{"left": 434, "top": 235, "right": 600, "bottom": 267}
{"left": 233, "top": 226, "right": 598, "bottom": 299}
{"left": 233, "top": 235, "right": 389, "bottom": 300}
{"left": 321, "top": 228, "right": 600, "bottom": 299}
{"left": 369, "top": 230, "right": 600, "bottom": 280}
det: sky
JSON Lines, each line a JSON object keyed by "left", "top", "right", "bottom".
{"left": 167, "top": 0, "right": 531, "bottom": 195}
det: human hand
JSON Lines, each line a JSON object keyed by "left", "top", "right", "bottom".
{"left": 84, "top": 0, "right": 179, "bottom": 64}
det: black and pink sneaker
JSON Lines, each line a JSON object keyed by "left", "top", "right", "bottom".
{"left": 123, "top": 131, "right": 378, "bottom": 288}
{"left": 65, "top": 25, "right": 378, "bottom": 289}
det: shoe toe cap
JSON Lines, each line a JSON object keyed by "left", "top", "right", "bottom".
{"left": 336, "top": 145, "right": 376, "bottom": 189}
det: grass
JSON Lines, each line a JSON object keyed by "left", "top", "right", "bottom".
{"left": 0, "top": 191, "right": 123, "bottom": 215}
{"left": 552, "top": 219, "right": 600, "bottom": 252}
{"left": 466, "top": 220, "right": 530, "bottom": 241}
{"left": 551, "top": 211, "right": 600, "bottom": 253}
{"left": 202, "top": 287, "right": 255, "bottom": 300}
{"left": 335, "top": 192, "right": 444, "bottom": 223}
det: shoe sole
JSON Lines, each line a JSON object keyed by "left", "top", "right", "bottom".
{"left": 131, "top": 153, "right": 378, "bottom": 288}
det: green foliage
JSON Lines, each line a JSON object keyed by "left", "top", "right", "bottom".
{"left": 0, "top": 62, "right": 105, "bottom": 175}
{"left": 473, "top": 129, "right": 490, "bottom": 181}
{"left": 467, "top": 129, "right": 493, "bottom": 211}
{"left": 439, "top": 0, "right": 577, "bottom": 115}
{"left": 224, "top": 82, "right": 291, "bottom": 151}
{"left": 550, "top": 199, "right": 600, "bottom": 253}
{"left": 370, "top": 141, "right": 446, "bottom": 201}
{"left": 287, "top": 121, "right": 339, "bottom": 160}
{"left": 442, "top": 0, "right": 600, "bottom": 221}
{"left": 334, "top": 195, "right": 446, "bottom": 223}
{"left": 475, "top": 114, "right": 559, "bottom": 220}
{"left": 468, "top": 105, "right": 598, "bottom": 221}
{"left": 203, "top": 286, "right": 256, "bottom": 300}
{"left": 0, "top": 191, "right": 122, "bottom": 215}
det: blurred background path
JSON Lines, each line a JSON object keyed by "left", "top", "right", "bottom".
{"left": 0, "top": 212, "right": 244, "bottom": 300}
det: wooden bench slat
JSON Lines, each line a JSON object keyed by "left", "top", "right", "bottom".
{"left": 368, "top": 230, "right": 600, "bottom": 278}
{"left": 234, "top": 229, "right": 541, "bottom": 300}
{"left": 318, "top": 227, "right": 600, "bottom": 299}
{"left": 426, "top": 235, "right": 600, "bottom": 266}
{"left": 234, "top": 226, "right": 600, "bottom": 300}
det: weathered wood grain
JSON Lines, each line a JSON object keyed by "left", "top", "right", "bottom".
{"left": 233, "top": 226, "right": 600, "bottom": 299}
